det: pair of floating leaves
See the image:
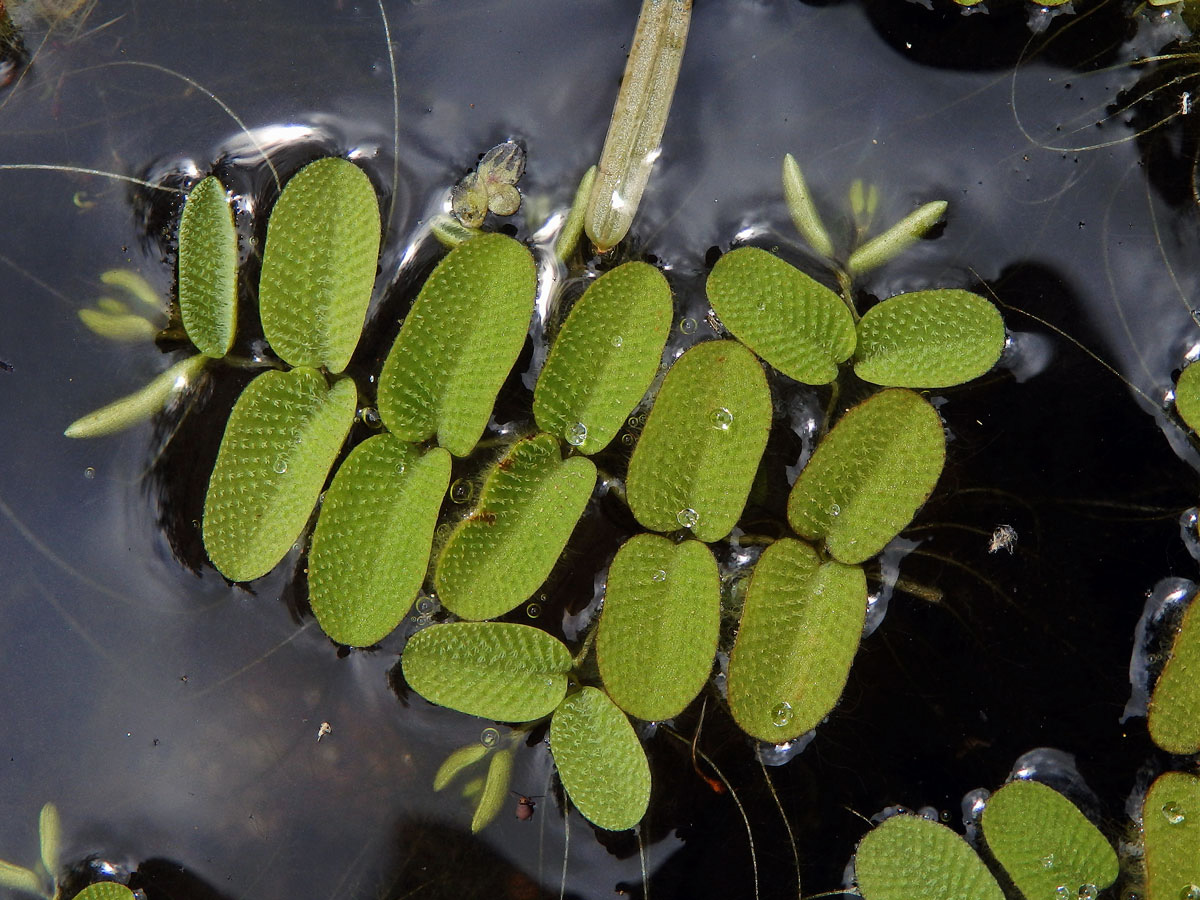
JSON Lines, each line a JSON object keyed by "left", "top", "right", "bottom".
{"left": 788, "top": 388, "right": 944, "bottom": 565}
{"left": 1148, "top": 594, "right": 1200, "bottom": 753}
{"left": 378, "top": 233, "right": 537, "bottom": 457}
{"left": 596, "top": 534, "right": 720, "bottom": 721}
{"left": 203, "top": 367, "right": 356, "bottom": 582}
{"left": 534, "top": 261, "right": 672, "bottom": 454}
{"left": 308, "top": 435, "right": 451, "bottom": 647}
{"left": 626, "top": 340, "right": 771, "bottom": 542}
{"left": 727, "top": 538, "right": 866, "bottom": 741}
{"left": 402, "top": 622, "right": 572, "bottom": 722}
{"left": 258, "top": 157, "right": 381, "bottom": 373}
{"left": 981, "top": 779, "right": 1117, "bottom": 900}
{"left": 435, "top": 433, "right": 596, "bottom": 620}
{"left": 706, "top": 247, "right": 855, "bottom": 385}
{"left": 1143, "top": 772, "right": 1200, "bottom": 900}
{"left": 178, "top": 175, "right": 237, "bottom": 358}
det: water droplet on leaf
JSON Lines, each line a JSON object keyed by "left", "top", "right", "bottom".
{"left": 1055, "top": 887, "right": 1071, "bottom": 900}
{"left": 272, "top": 457, "right": 288, "bottom": 474}
{"left": 771, "top": 701, "right": 793, "bottom": 727}
{"left": 677, "top": 507, "right": 699, "bottom": 529}
{"left": 1181, "top": 886, "right": 1200, "bottom": 900}
{"left": 1079, "top": 884, "right": 1099, "bottom": 900}
{"left": 1163, "top": 801, "right": 1187, "bottom": 825}
{"left": 612, "top": 335, "right": 624, "bottom": 348}
{"left": 651, "top": 569, "right": 667, "bottom": 583}
{"left": 710, "top": 407, "right": 733, "bottom": 430}
{"left": 1041, "top": 854, "right": 1056, "bottom": 870}
{"left": 566, "top": 422, "right": 588, "bottom": 446}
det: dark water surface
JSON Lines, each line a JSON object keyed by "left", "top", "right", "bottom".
{"left": 2, "top": 1, "right": 1200, "bottom": 899}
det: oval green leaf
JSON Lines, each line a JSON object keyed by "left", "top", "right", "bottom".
{"left": 855, "top": 814, "right": 1005, "bottom": 900}
{"left": 258, "top": 157, "right": 381, "bottom": 373}
{"left": 597, "top": 535, "right": 720, "bottom": 721}
{"left": 705, "top": 247, "right": 855, "bottom": 385}
{"left": 72, "top": 885, "right": 136, "bottom": 900}
{"left": 1144, "top": 772, "right": 1200, "bottom": 900}
{"left": 981, "top": 779, "right": 1118, "bottom": 900}
{"left": 534, "top": 261, "right": 672, "bottom": 454}
{"left": 1176, "top": 363, "right": 1200, "bottom": 435}
{"left": 626, "top": 340, "right": 771, "bottom": 542}
{"left": 401, "top": 622, "right": 572, "bottom": 722}
{"left": 203, "top": 367, "right": 357, "bottom": 582}
{"left": 0, "top": 860, "right": 43, "bottom": 897}
{"left": 64, "top": 355, "right": 207, "bottom": 439}
{"left": 434, "top": 743, "right": 490, "bottom": 791}
{"left": 1149, "top": 595, "right": 1200, "bottom": 754}
{"left": 378, "top": 233, "right": 537, "bottom": 456}
{"left": 435, "top": 433, "right": 596, "bottom": 620}
{"left": 38, "top": 802, "right": 59, "bottom": 881}
{"left": 550, "top": 687, "right": 651, "bottom": 831}
{"left": 178, "top": 175, "right": 237, "bottom": 358}
{"left": 847, "top": 200, "right": 947, "bottom": 275}
{"left": 788, "top": 388, "right": 944, "bottom": 565}
{"left": 472, "top": 748, "right": 514, "bottom": 833}
{"left": 308, "top": 435, "right": 451, "bottom": 647}
{"left": 727, "top": 538, "right": 866, "bottom": 741}
{"left": 854, "top": 290, "right": 1005, "bottom": 388}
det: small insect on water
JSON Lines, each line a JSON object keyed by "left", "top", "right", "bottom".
{"left": 988, "top": 524, "right": 1017, "bottom": 554}
{"left": 511, "top": 791, "right": 540, "bottom": 821}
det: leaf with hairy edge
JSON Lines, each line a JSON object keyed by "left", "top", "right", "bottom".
{"left": 64, "top": 355, "right": 207, "bottom": 439}
{"left": 401, "top": 622, "right": 572, "bottom": 722}
{"left": 705, "top": 247, "right": 855, "bottom": 385}
{"left": 434, "top": 744, "right": 490, "bottom": 791}
{"left": 0, "top": 860, "right": 43, "bottom": 897}
{"left": 203, "top": 368, "right": 356, "bottom": 582}
{"left": 550, "top": 687, "right": 651, "bottom": 831}
{"left": 1144, "top": 772, "right": 1200, "bottom": 900}
{"left": 378, "top": 233, "right": 536, "bottom": 456}
{"left": 597, "top": 535, "right": 719, "bottom": 721}
{"left": 626, "top": 340, "right": 771, "bottom": 542}
{"left": 308, "top": 435, "right": 451, "bottom": 647}
{"left": 788, "top": 388, "right": 944, "bottom": 565}
{"left": 472, "top": 749, "right": 514, "bottom": 833}
{"left": 1176, "top": 363, "right": 1200, "bottom": 434}
{"left": 178, "top": 175, "right": 237, "bottom": 357}
{"left": 72, "top": 886, "right": 136, "bottom": 900}
{"left": 258, "top": 157, "right": 380, "bottom": 373}
{"left": 855, "top": 815, "right": 1005, "bottom": 900}
{"left": 534, "top": 261, "right": 672, "bottom": 454}
{"left": 1149, "top": 595, "right": 1200, "bottom": 754}
{"left": 854, "top": 290, "right": 1005, "bottom": 388}
{"left": 435, "top": 433, "right": 596, "bottom": 620}
{"left": 981, "top": 779, "right": 1117, "bottom": 900}
{"left": 727, "top": 538, "right": 866, "bottom": 741}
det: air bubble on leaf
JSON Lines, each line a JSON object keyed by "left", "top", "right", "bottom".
{"left": 772, "top": 701, "right": 793, "bottom": 727}
{"left": 1163, "top": 802, "right": 1187, "bottom": 825}
{"left": 710, "top": 407, "right": 733, "bottom": 430}
{"left": 651, "top": 568, "right": 667, "bottom": 583}
{"left": 680, "top": 317, "right": 697, "bottom": 334}
{"left": 566, "top": 422, "right": 588, "bottom": 446}
{"left": 1079, "top": 884, "right": 1099, "bottom": 900}
{"left": 272, "top": 457, "right": 288, "bottom": 474}
{"left": 480, "top": 727, "right": 500, "bottom": 749}
{"left": 1056, "top": 887, "right": 1072, "bottom": 900}
{"left": 612, "top": 335, "right": 624, "bottom": 348}
{"left": 1182, "top": 886, "right": 1200, "bottom": 900}
{"left": 1041, "top": 854, "right": 1057, "bottom": 869}
{"left": 829, "top": 503, "right": 841, "bottom": 517}
{"left": 677, "top": 507, "right": 700, "bottom": 529}
{"left": 450, "top": 478, "right": 474, "bottom": 504}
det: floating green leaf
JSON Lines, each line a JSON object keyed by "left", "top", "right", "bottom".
{"left": 854, "top": 290, "right": 1005, "bottom": 388}
{"left": 847, "top": 200, "right": 948, "bottom": 275}
{"left": 855, "top": 814, "right": 1005, "bottom": 900}
{"left": 550, "top": 687, "right": 651, "bottom": 831}
{"left": 782, "top": 153, "right": 834, "bottom": 258}
{"left": 981, "top": 779, "right": 1118, "bottom": 900}
{"left": 401, "top": 622, "right": 572, "bottom": 722}
{"left": 378, "top": 233, "right": 537, "bottom": 456}
{"left": 435, "top": 433, "right": 596, "bottom": 620}
{"left": 706, "top": 247, "right": 855, "bottom": 385}
{"left": 554, "top": 165, "right": 597, "bottom": 263}
{"left": 38, "top": 802, "right": 59, "bottom": 883}
{"left": 258, "top": 157, "right": 381, "bottom": 373}
{"left": 178, "top": 175, "right": 237, "bottom": 358}
{"left": 1149, "top": 595, "right": 1200, "bottom": 754}
{"left": 0, "top": 860, "right": 43, "bottom": 897}
{"left": 78, "top": 307, "right": 157, "bottom": 341}
{"left": 597, "top": 535, "right": 719, "bottom": 721}
{"left": 71, "top": 885, "right": 135, "bottom": 900}
{"left": 1144, "top": 772, "right": 1200, "bottom": 900}
{"left": 308, "top": 435, "right": 451, "bottom": 647}
{"left": 626, "top": 340, "right": 771, "bottom": 542}
{"left": 434, "top": 743, "right": 490, "bottom": 792}
{"left": 534, "top": 261, "right": 672, "bottom": 454}
{"left": 203, "top": 368, "right": 357, "bottom": 582}
{"left": 64, "top": 354, "right": 207, "bottom": 438}
{"left": 1175, "top": 364, "right": 1200, "bottom": 434}
{"left": 788, "top": 388, "right": 944, "bottom": 564}
{"left": 472, "top": 749, "right": 514, "bottom": 833}
{"left": 727, "top": 538, "right": 866, "bottom": 741}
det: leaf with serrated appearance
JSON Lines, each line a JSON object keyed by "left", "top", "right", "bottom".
{"left": 855, "top": 815, "right": 1005, "bottom": 900}
{"left": 1149, "top": 596, "right": 1200, "bottom": 754}
{"left": 401, "top": 622, "right": 572, "bottom": 722}
{"left": 203, "top": 368, "right": 356, "bottom": 582}
{"left": 309, "top": 435, "right": 451, "bottom": 647}
{"left": 178, "top": 175, "right": 237, "bottom": 357}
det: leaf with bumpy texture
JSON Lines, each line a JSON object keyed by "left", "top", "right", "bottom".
{"left": 706, "top": 247, "right": 855, "bottom": 385}
{"left": 1149, "top": 595, "right": 1200, "bottom": 754}
{"left": 435, "top": 433, "right": 596, "bottom": 620}
{"left": 855, "top": 815, "right": 1005, "bottom": 900}
{"left": 788, "top": 388, "right": 944, "bottom": 564}
{"left": 534, "top": 261, "right": 672, "bottom": 454}
{"left": 401, "top": 622, "right": 572, "bottom": 722}
{"left": 550, "top": 687, "right": 651, "bottom": 831}
{"left": 981, "top": 780, "right": 1117, "bottom": 900}
{"left": 72, "top": 885, "right": 136, "bottom": 900}
{"left": 1143, "top": 772, "right": 1200, "bottom": 900}
{"left": 308, "top": 435, "right": 451, "bottom": 647}
{"left": 203, "top": 368, "right": 357, "bottom": 582}
{"left": 597, "top": 535, "right": 719, "bottom": 721}
{"left": 626, "top": 340, "right": 771, "bottom": 542}
{"left": 1176, "top": 363, "right": 1200, "bottom": 434}
{"left": 178, "top": 175, "right": 237, "bottom": 358}
{"left": 378, "top": 233, "right": 536, "bottom": 456}
{"left": 258, "top": 157, "right": 381, "bottom": 373}
{"left": 854, "top": 290, "right": 1005, "bottom": 388}
{"left": 728, "top": 538, "right": 865, "bottom": 741}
